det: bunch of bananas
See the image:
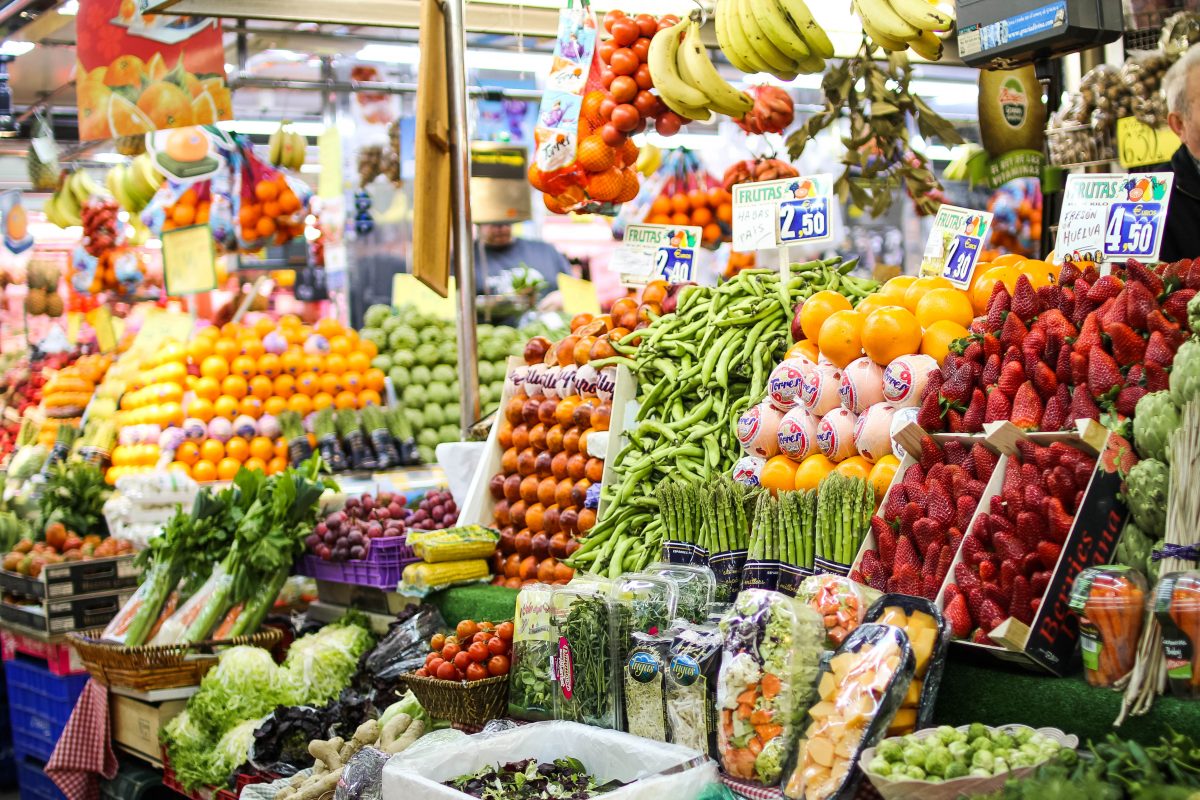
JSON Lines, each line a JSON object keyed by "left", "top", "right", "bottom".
{"left": 715, "top": 0, "right": 833, "bottom": 80}
{"left": 105, "top": 154, "right": 164, "bottom": 216}
{"left": 268, "top": 122, "right": 307, "bottom": 171}
{"left": 43, "top": 170, "right": 104, "bottom": 229}
{"left": 649, "top": 17, "right": 753, "bottom": 123}
{"left": 851, "top": 0, "right": 954, "bottom": 60}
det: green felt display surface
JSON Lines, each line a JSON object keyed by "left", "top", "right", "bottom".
{"left": 424, "top": 586, "right": 1198, "bottom": 744}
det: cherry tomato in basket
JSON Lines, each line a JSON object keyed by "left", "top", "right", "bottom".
{"left": 456, "top": 620, "right": 479, "bottom": 640}
{"left": 488, "top": 636, "right": 508, "bottom": 657}
{"left": 468, "top": 642, "right": 490, "bottom": 662}
{"left": 497, "top": 622, "right": 514, "bottom": 642}
{"left": 441, "top": 642, "right": 461, "bottom": 661}
{"left": 430, "top": 633, "right": 446, "bottom": 651}
{"left": 428, "top": 657, "right": 445, "bottom": 674}
{"left": 488, "top": 655, "right": 511, "bottom": 677}
{"left": 436, "top": 661, "right": 458, "bottom": 681}
{"left": 453, "top": 651, "right": 472, "bottom": 671}
{"left": 467, "top": 662, "right": 489, "bottom": 682}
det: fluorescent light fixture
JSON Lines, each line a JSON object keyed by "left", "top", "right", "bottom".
{"left": 465, "top": 49, "right": 553, "bottom": 74}
{"left": 92, "top": 152, "right": 127, "bottom": 164}
{"left": 217, "top": 119, "right": 324, "bottom": 137}
{"left": 0, "top": 41, "right": 34, "bottom": 57}
{"left": 58, "top": 0, "right": 79, "bottom": 15}
{"left": 355, "top": 43, "right": 420, "bottom": 65}
{"left": 300, "top": 163, "right": 320, "bottom": 173}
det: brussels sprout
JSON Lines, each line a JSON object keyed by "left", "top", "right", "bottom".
{"left": 944, "top": 762, "right": 969, "bottom": 780}
{"left": 971, "top": 750, "right": 995, "bottom": 771}
{"left": 877, "top": 740, "right": 905, "bottom": 763}
{"left": 935, "top": 726, "right": 960, "bottom": 745}
{"left": 903, "top": 745, "right": 928, "bottom": 768}
{"left": 904, "top": 766, "right": 925, "bottom": 780}
{"left": 924, "top": 747, "right": 953, "bottom": 778}
{"left": 967, "top": 724, "right": 990, "bottom": 742}
{"left": 867, "top": 757, "right": 891, "bottom": 777}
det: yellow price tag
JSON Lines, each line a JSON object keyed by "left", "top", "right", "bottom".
{"left": 1117, "top": 117, "right": 1181, "bottom": 169}
{"left": 88, "top": 306, "right": 117, "bottom": 353}
{"left": 557, "top": 274, "right": 600, "bottom": 318}
{"left": 392, "top": 274, "right": 457, "bottom": 320}
{"left": 161, "top": 225, "right": 217, "bottom": 296}
{"left": 66, "top": 312, "right": 83, "bottom": 345}
{"left": 129, "top": 308, "right": 193, "bottom": 355}
{"left": 318, "top": 126, "right": 343, "bottom": 200}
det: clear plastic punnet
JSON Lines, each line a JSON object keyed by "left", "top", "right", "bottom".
{"left": 551, "top": 585, "right": 622, "bottom": 730}
{"left": 646, "top": 562, "right": 716, "bottom": 625}
{"left": 1069, "top": 565, "right": 1148, "bottom": 688}
{"left": 1156, "top": 571, "right": 1200, "bottom": 699}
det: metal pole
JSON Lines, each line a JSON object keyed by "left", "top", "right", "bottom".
{"left": 227, "top": 74, "right": 542, "bottom": 101}
{"left": 442, "top": 0, "right": 480, "bottom": 431}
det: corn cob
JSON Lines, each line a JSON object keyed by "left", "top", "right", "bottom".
{"left": 401, "top": 559, "right": 490, "bottom": 592}
{"left": 409, "top": 525, "right": 498, "bottom": 562}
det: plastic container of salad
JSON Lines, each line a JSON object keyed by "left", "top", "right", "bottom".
{"left": 646, "top": 563, "right": 716, "bottom": 625}
{"left": 508, "top": 583, "right": 557, "bottom": 721}
{"left": 612, "top": 573, "right": 678, "bottom": 652}
{"left": 551, "top": 585, "right": 622, "bottom": 730}
{"left": 864, "top": 594, "right": 950, "bottom": 735}
{"left": 664, "top": 620, "right": 723, "bottom": 758}
{"left": 1156, "top": 571, "right": 1200, "bottom": 699}
{"left": 624, "top": 631, "right": 670, "bottom": 742}
{"left": 1069, "top": 565, "right": 1147, "bottom": 688}
{"left": 795, "top": 574, "right": 880, "bottom": 649}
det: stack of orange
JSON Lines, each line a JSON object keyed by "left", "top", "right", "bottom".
{"left": 967, "top": 253, "right": 1055, "bottom": 315}
{"left": 644, "top": 183, "right": 732, "bottom": 247}
{"left": 161, "top": 186, "right": 212, "bottom": 233}
{"left": 175, "top": 315, "right": 386, "bottom": 482}
{"left": 237, "top": 173, "right": 305, "bottom": 246}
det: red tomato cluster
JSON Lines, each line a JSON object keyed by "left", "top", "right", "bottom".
{"left": 595, "top": 10, "right": 686, "bottom": 142}
{"left": 416, "top": 619, "right": 514, "bottom": 682}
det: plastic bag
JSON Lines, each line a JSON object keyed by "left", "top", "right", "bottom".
{"left": 716, "top": 590, "right": 824, "bottom": 785}
{"left": 551, "top": 585, "right": 621, "bottom": 729}
{"left": 509, "top": 583, "right": 558, "bottom": 721}
{"left": 664, "top": 620, "right": 722, "bottom": 759}
{"left": 624, "top": 632, "right": 670, "bottom": 742}
{"left": 612, "top": 573, "right": 678, "bottom": 655}
{"left": 783, "top": 623, "right": 915, "bottom": 800}
{"left": 1120, "top": 50, "right": 1172, "bottom": 128}
{"left": 357, "top": 605, "right": 446, "bottom": 701}
{"left": 149, "top": 562, "right": 232, "bottom": 644}
{"left": 1069, "top": 565, "right": 1147, "bottom": 688}
{"left": 863, "top": 594, "right": 950, "bottom": 735}
{"left": 646, "top": 563, "right": 716, "bottom": 625}
{"left": 796, "top": 574, "right": 877, "bottom": 649}
{"left": 1155, "top": 570, "right": 1200, "bottom": 699}
{"left": 334, "top": 746, "right": 389, "bottom": 800}
{"left": 231, "top": 137, "right": 311, "bottom": 251}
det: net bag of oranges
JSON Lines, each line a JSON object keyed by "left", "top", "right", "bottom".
{"left": 141, "top": 176, "right": 238, "bottom": 255}
{"left": 634, "top": 148, "right": 732, "bottom": 248}
{"left": 231, "top": 137, "right": 311, "bottom": 251}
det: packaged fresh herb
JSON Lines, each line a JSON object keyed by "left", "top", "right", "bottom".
{"left": 665, "top": 620, "right": 723, "bottom": 758}
{"left": 623, "top": 632, "right": 670, "bottom": 742}
{"left": 647, "top": 563, "right": 717, "bottom": 625}
{"left": 509, "top": 583, "right": 557, "bottom": 721}
{"left": 551, "top": 586, "right": 621, "bottom": 730}
{"left": 612, "top": 573, "right": 678, "bottom": 660}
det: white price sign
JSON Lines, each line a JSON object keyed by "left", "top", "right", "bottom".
{"left": 730, "top": 174, "right": 833, "bottom": 252}
{"left": 1054, "top": 173, "right": 1174, "bottom": 266}
{"left": 612, "top": 223, "right": 702, "bottom": 286}
{"left": 919, "top": 205, "right": 993, "bottom": 289}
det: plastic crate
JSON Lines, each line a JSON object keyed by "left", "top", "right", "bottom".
{"left": 5, "top": 659, "right": 88, "bottom": 763}
{"left": 298, "top": 535, "right": 418, "bottom": 590}
{"left": 16, "top": 754, "right": 66, "bottom": 800}
{"left": 1, "top": 631, "right": 87, "bottom": 676}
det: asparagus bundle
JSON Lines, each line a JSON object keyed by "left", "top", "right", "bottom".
{"left": 279, "top": 411, "right": 314, "bottom": 467}
{"left": 813, "top": 473, "right": 874, "bottom": 572}
{"left": 385, "top": 407, "right": 420, "bottom": 466}
{"left": 361, "top": 404, "right": 400, "bottom": 469}
{"left": 313, "top": 408, "right": 349, "bottom": 472}
{"left": 337, "top": 409, "right": 377, "bottom": 471}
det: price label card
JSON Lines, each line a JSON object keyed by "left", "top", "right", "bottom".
{"left": 730, "top": 174, "right": 832, "bottom": 252}
{"left": 558, "top": 274, "right": 601, "bottom": 318}
{"left": 1117, "top": 117, "right": 1181, "bottom": 169}
{"left": 778, "top": 196, "right": 830, "bottom": 244}
{"left": 87, "top": 306, "right": 117, "bottom": 353}
{"left": 162, "top": 224, "right": 218, "bottom": 296}
{"left": 919, "top": 205, "right": 993, "bottom": 288}
{"left": 1054, "top": 172, "right": 1174, "bottom": 266}
{"left": 612, "top": 223, "right": 701, "bottom": 286}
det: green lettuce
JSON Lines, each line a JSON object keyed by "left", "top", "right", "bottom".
{"left": 279, "top": 618, "right": 374, "bottom": 706}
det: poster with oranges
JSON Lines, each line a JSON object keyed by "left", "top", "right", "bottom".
{"left": 76, "top": 0, "right": 230, "bottom": 140}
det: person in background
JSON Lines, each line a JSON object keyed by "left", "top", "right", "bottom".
{"left": 473, "top": 223, "right": 571, "bottom": 312}
{"left": 1159, "top": 44, "right": 1200, "bottom": 262}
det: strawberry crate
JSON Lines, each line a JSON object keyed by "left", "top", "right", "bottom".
{"left": 0, "top": 630, "right": 86, "bottom": 676}
{"left": 849, "top": 427, "right": 1007, "bottom": 601}
{"left": 297, "top": 535, "right": 418, "bottom": 591}
{"left": 934, "top": 419, "right": 1127, "bottom": 675}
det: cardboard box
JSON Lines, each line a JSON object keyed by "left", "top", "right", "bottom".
{"left": 0, "top": 554, "right": 139, "bottom": 600}
{"left": 111, "top": 694, "right": 187, "bottom": 766}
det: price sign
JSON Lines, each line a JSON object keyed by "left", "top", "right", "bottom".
{"left": 777, "top": 196, "right": 830, "bottom": 244}
{"left": 1117, "top": 117, "right": 1181, "bottom": 169}
{"left": 1054, "top": 173, "right": 1173, "bottom": 266}
{"left": 730, "top": 174, "right": 832, "bottom": 252}
{"left": 919, "top": 205, "right": 993, "bottom": 288}
{"left": 162, "top": 224, "right": 217, "bottom": 296}
{"left": 613, "top": 223, "right": 701, "bottom": 286}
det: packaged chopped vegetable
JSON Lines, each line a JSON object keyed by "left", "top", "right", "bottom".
{"left": 716, "top": 590, "right": 824, "bottom": 785}
{"left": 863, "top": 594, "right": 949, "bottom": 735}
{"left": 1070, "top": 565, "right": 1147, "bottom": 688}
{"left": 509, "top": 583, "right": 557, "bottom": 721}
{"left": 1156, "top": 571, "right": 1200, "bottom": 699}
{"left": 612, "top": 573, "right": 678, "bottom": 657}
{"left": 665, "top": 620, "right": 723, "bottom": 758}
{"left": 784, "top": 623, "right": 915, "bottom": 800}
{"left": 551, "top": 585, "right": 621, "bottom": 730}
{"left": 795, "top": 574, "right": 878, "bottom": 649}
{"left": 624, "top": 632, "right": 670, "bottom": 742}
{"left": 647, "top": 563, "right": 717, "bottom": 625}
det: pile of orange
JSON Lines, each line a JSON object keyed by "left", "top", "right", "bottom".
{"left": 644, "top": 183, "right": 733, "bottom": 247}
{"left": 169, "top": 435, "right": 291, "bottom": 483}
{"left": 162, "top": 186, "right": 212, "bottom": 233}
{"left": 237, "top": 174, "right": 305, "bottom": 246}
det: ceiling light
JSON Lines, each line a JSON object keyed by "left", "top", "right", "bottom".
{"left": 58, "top": 0, "right": 79, "bottom": 15}
{"left": 0, "top": 42, "right": 34, "bottom": 57}
{"left": 464, "top": 49, "right": 553, "bottom": 74}
{"left": 217, "top": 119, "right": 324, "bottom": 137}
{"left": 355, "top": 43, "right": 420, "bottom": 64}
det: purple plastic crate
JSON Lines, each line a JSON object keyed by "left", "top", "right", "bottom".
{"left": 298, "top": 536, "right": 419, "bottom": 590}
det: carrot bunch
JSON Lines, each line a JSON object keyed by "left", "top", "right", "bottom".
{"left": 1078, "top": 568, "right": 1146, "bottom": 688}
{"left": 1166, "top": 576, "right": 1200, "bottom": 697}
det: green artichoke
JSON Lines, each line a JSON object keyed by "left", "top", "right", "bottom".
{"left": 1114, "top": 519, "right": 1152, "bottom": 575}
{"left": 1133, "top": 391, "right": 1181, "bottom": 463}
{"left": 1125, "top": 458, "right": 1169, "bottom": 536}
{"left": 1189, "top": 292, "right": 1200, "bottom": 334}
{"left": 1169, "top": 338, "right": 1200, "bottom": 408}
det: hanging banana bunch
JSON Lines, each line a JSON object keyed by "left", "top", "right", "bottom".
{"left": 851, "top": 0, "right": 954, "bottom": 60}
{"left": 268, "top": 121, "right": 307, "bottom": 171}
{"left": 714, "top": 0, "right": 833, "bottom": 80}
{"left": 648, "top": 15, "right": 752, "bottom": 122}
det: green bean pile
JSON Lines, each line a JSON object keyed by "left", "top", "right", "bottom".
{"left": 566, "top": 258, "right": 877, "bottom": 577}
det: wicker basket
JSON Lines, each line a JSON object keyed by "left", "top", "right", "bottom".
{"left": 68, "top": 627, "right": 283, "bottom": 691}
{"left": 401, "top": 672, "right": 509, "bottom": 726}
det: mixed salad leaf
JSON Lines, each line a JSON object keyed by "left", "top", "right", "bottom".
{"left": 445, "top": 757, "right": 600, "bottom": 800}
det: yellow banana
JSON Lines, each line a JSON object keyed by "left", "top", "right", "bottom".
{"left": 797, "top": 54, "right": 827, "bottom": 73}
{"left": 678, "top": 20, "right": 753, "bottom": 118}
{"left": 855, "top": 0, "right": 911, "bottom": 50}
{"left": 268, "top": 125, "right": 283, "bottom": 165}
{"left": 648, "top": 19, "right": 713, "bottom": 121}
{"left": 715, "top": 0, "right": 760, "bottom": 74}
{"left": 749, "top": 0, "right": 811, "bottom": 62}
{"left": 855, "top": 0, "right": 920, "bottom": 41}
{"left": 779, "top": 0, "right": 835, "bottom": 59}
{"left": 908, "top": 28, "right": 945, "bottom": 60}
{"left": 724, "top": 0, "right": 775, "bottom": 75}
{"left": 737, "top": 0, "right": 800, "bottom": 76}
{"left": 886, "top": 0, "right": 955, "bottom": 31}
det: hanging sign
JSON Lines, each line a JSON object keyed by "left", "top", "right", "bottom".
{"left": 87, "top": 306, "right": 118, "bottom": 353}
{"left": 0, "top": 192, "right": 32, "bottom": 255}
{"left": 919, "top": 205, "right": 994, "bottom": 288}
{"left": 161, "top": 224, "right": 217, "bottom": 296}
{"left": 611, "top": 223, "right": 702, "bottom": 286}
{"left": 1054, "top": 173, "right": 1174, "bottom": 265}
{"left": 1116, "top": 118, "right": 1181, "bottom": 169}
{"left": 76, "top": 0, "right": 230, "bottom": 139}
{"left": 730, "top": 174, "right": 833, "bottom": 252}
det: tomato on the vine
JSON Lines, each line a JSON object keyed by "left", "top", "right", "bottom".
{"left": 634, "top": 14, "right": 658, "bottom": 36}
{"left": 487, "top": 636, "right": 507, "bottom": 656}
{"left": 436, "top": 661, "right": 459, "bottom": 681}
{"left": 611, "top": 104, "right": 640, "bottom": 133}
{"left": 497, "top": 621, "right": 514, "bottom": 641}
{"left": 631, "top": 37, "right": 651, "bottom": 62}
{"left": 655, "top": 112, "right": 683, "bottom": 136}
{"left": 456, "top": 620, "right": 479, "bottom": 640}
{"left": 610, "top": 18, "right": 639, "bottom": 46}
{"left": 468, "top": 642, "right": 489, "bottom": 662}
{"left": 603, "top": 9, "right": 625, "bottom": 33}
{"left": 453, "top": 651, "right": 471, "bottom": 670}
{"left": 634, "top": 90, "right": 659, "bottom": 117}
{"left": 609, "top": 48, "right": 639, "bottom": 77}
{"left": 634, "top": 63, "right": 653, "bottom": 91}
{"left": 597, "top": 40, "right": 616, "bottom": 63}
{"left": 610, "top": 75, "right": 638, "bottom": 104}
{"left": 466, "top": 662, "right": 489, "bottom": 682}
{"left": 441, "top": 642, "right": 460, "bottom": 661}
{"left": 601, "top": 123, "right": 627, "bottom": 147}
{"left": 488, "top": 655, "right": 511, "bottom": 676}
{"left": 430, "top": 633, "right": 445, "bottom": 651}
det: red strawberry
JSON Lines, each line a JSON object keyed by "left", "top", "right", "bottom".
{"left": 922, "top": 575, "right": 942, "bottom": 599}
{"left": 1045, "top": 497, "right": 1074, "bottom": 542}
{"left": 984, "top": 388, "right": 1011, "bottom": 424}
{"left": 1163, "top": 288, "right": 1197, "bottom": 329}
{"left": 986, "top": 282, "right": 1011, "bottom": 330}
{"left": 955, "top": 561, "right": 983, "bottom": 593}
{"left": 894, "top": 532, "right": 920, "bottom": 570}
{"left": 1116, "top": 385, "right": 1148, "bottom": 416}
{"left": 1186, "top": 259, "right": 1200, "bottom": 290}
{"left": 972, "top": 628, "right": 995, "bottom": 644}
{"left": 990, "top": 513, "right": 1015, "bottom": 538}
{"left": 944, "top": 582, "right": 962, "bottom": 605}
{"left": 1037, "top": 307, "right": 1077, "bottom": 340}
{"left": 981, "top": 353, "right": 1001, "bottom": 388}
{"left": 919, "top": 435, "right": 943, "bottom": 471}
{"left": 878, "top": 525, "right": 897, "bottom": 571}
{"left": 926, "top": 370, "right": 944, "bottom": 396}
{"left": 1015, "top": 511, "right": 1044, "bottom": 549}
{"left": 982, "top": 333, "right": 1002, "bottom": 357}
{"left": 999, "top": 558, "right": 1019, "bottom": 594}
{"left": 956, "top": 495, "right": 977, "bottom": 531}
{"left": 946, "top": 409, "right": 966, "bottom": 433}
{"left": 949, "top": 526, "right": 965, "bottom": 551}
{"left": 1148, "top": 310, "right": 1187, "bottom": 349}
{"left": 945, "top": 592, "right": 972, "bottom": 637}
{"left": 1010, "top": 381, "right": 1043, "bottom": 430}
{"left": 942, "top": 363, "right": 975, "bottom": 406}
{"left": 926, "top": 463, "right": 947, "bottom": 489}
{"left": 922, "top": 539, "right": 942, "bottom": 579}
{"left": 1058, "top": 286, "right": 1076, "bottom": 315}
{"left": 979, "top": 558, "right": 998, "bottom": 582}
{"left": 1021, "top": 328, "right": 1047, "bottom": 376}
{"left": 1069, "top": 349, "right": 1089, "bottom": 386}
{"left": 936, "top": 543, "right": 955, "bottom": 582}
{"left": 970, "top": 445, "right": 999, "bottom": 480}
{"left": 1036, "top": 540, "right": 1062, "bottom": 569}
{"left": 1023, "top": 551, "right": 1042, "bottom": 574}
{"left": 1072, "top": 295, "right": 1095, "bottom": 329}
{"left": 1086, "top": 274, "right": 1124, "bottom": 303}
{"left": 979, "top": 599, "right": 1007, "bottom": 630}
{"left": 1023, "top": 482, "right": 1048, "bottom": 509}
{"left": 1145, "top": 362, "right": 1170, "bottom": 392}
{"left": 1032, "top": 443, "right": 1055, "bottom": 472}
{"left": 1037, "top": 284, "right": 1063, "bottom": 314}
{"left": 1045, "top": 465, "right": 1076, "bottom": 506}
{"left": 902, "top": 465, "right": 925, "bottom": 493}
{"left": 1074, "top": 313, "right": 1102, "bottom": 352}
{"left": 860, "top": 550, "right": 883, "bottom": 580}
{"left": 1054, "top": 343, "right": 1072, "bottom": 385}
{"left": 1042, "top": 383, "right": 1071, "bottom": 431}
{"left": 1104, "top": 322, "right": 1147, "bottom": 366}
{"left": 1057, "top": 261, "right": 1082, "bottom": 287}
{"left": 883, "top": 485, "right": 908, "bottom": 521}
{"left": 1123, "top": 280, "right": 1158, "bottom": 331}
{"left": 917, "top": 388, "right": 944, "bottom": 431}
{"left": 962, "top": 388, "right": 986, "bottom": 433}
{"left": 966, "top": 585, "right": 988, "bottom": 621}
{"left": 1000, "top": 313, "right": 1028, "bottom": 351}
{"left": 1030, "top": 360, "right": 1057, "bottom": 398}
{"left": 983, "top": 581, "right": 1008, "bottom": 608}
{"left": 1067, "top": 384, "right": 1102, "bottom": 422}
{"left": 998, "top": 360, "right": 1026, "bottom": 397}
{"left": 900, "top": 502, "right": 923, "bottom": 537}
{"left": 1144, "top": 330, "right": 1175, "bottom": 367}
{"left": 891, "top": 564, "right": 923, "bottom": 596}
{"left": 1087, "top": 346, "right": 1121, "bottom": 398}
{"left": 1001, "top": 456, "right": 1024, "bottom": 496}
{"left": 1009, "top": 575, "right": 1034, "bottom": 623}
{"left": 961, "top": 340, "right": 984, "bottom": 364}
{"left": 1031, "top": 570, "right": 1050, "bottom": 596}
{"left": 1011, "top": 274, "right": 1040, "bottom": 322}
{"left": 870, "top": 514, "right": 891, "bottom": 542}
{"left": 1125, "top": 258, "right": 1165, "bottom": 295}
{"left": 943, "top": 440, "right": 969, "bottom": 468}
{"left": 914, "top": 518, "right": 943, "bottom": 557}
{"left": 1098, "top": 293, "right": 1129, "bottom": 328}
{"left": 993, "top": 532, "right": 1028, "bottom": 561}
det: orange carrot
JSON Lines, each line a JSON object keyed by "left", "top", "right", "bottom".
{"left": 750, "top": 708, "right": 774, "bottom": 725}
{"left": 755, "top": 723, "right": 783, "bottom": 742}
{"left": 737, "top": 686, "right": 758, "bottom": 705}
{"left": 748, "top": 736, "right": 764, "bottom": 756}
{"left": 737, "top": 703, "right": 753, "bottom": 720}
{"left": 761, "top": 673, "right": 781, "bottom": 698}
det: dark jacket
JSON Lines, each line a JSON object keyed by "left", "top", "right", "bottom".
{"left": 1159, "top": 145, "right": 1200, "bottom": 264}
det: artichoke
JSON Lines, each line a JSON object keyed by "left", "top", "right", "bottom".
{"left": 1169, "top": 338, "right": 1200, "bottom": 408}
{"left": 1114, "top": 519, "right": 1152, "bottom": 575}
{"left": 1125, "top": 458, "right": 1169, "bottom": 536}
{"left": 1189, "top": 292, "right": 1200, "bottom": 334}
{"left": 1133, "top": 391, "right": 1181, "bottom": 463}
